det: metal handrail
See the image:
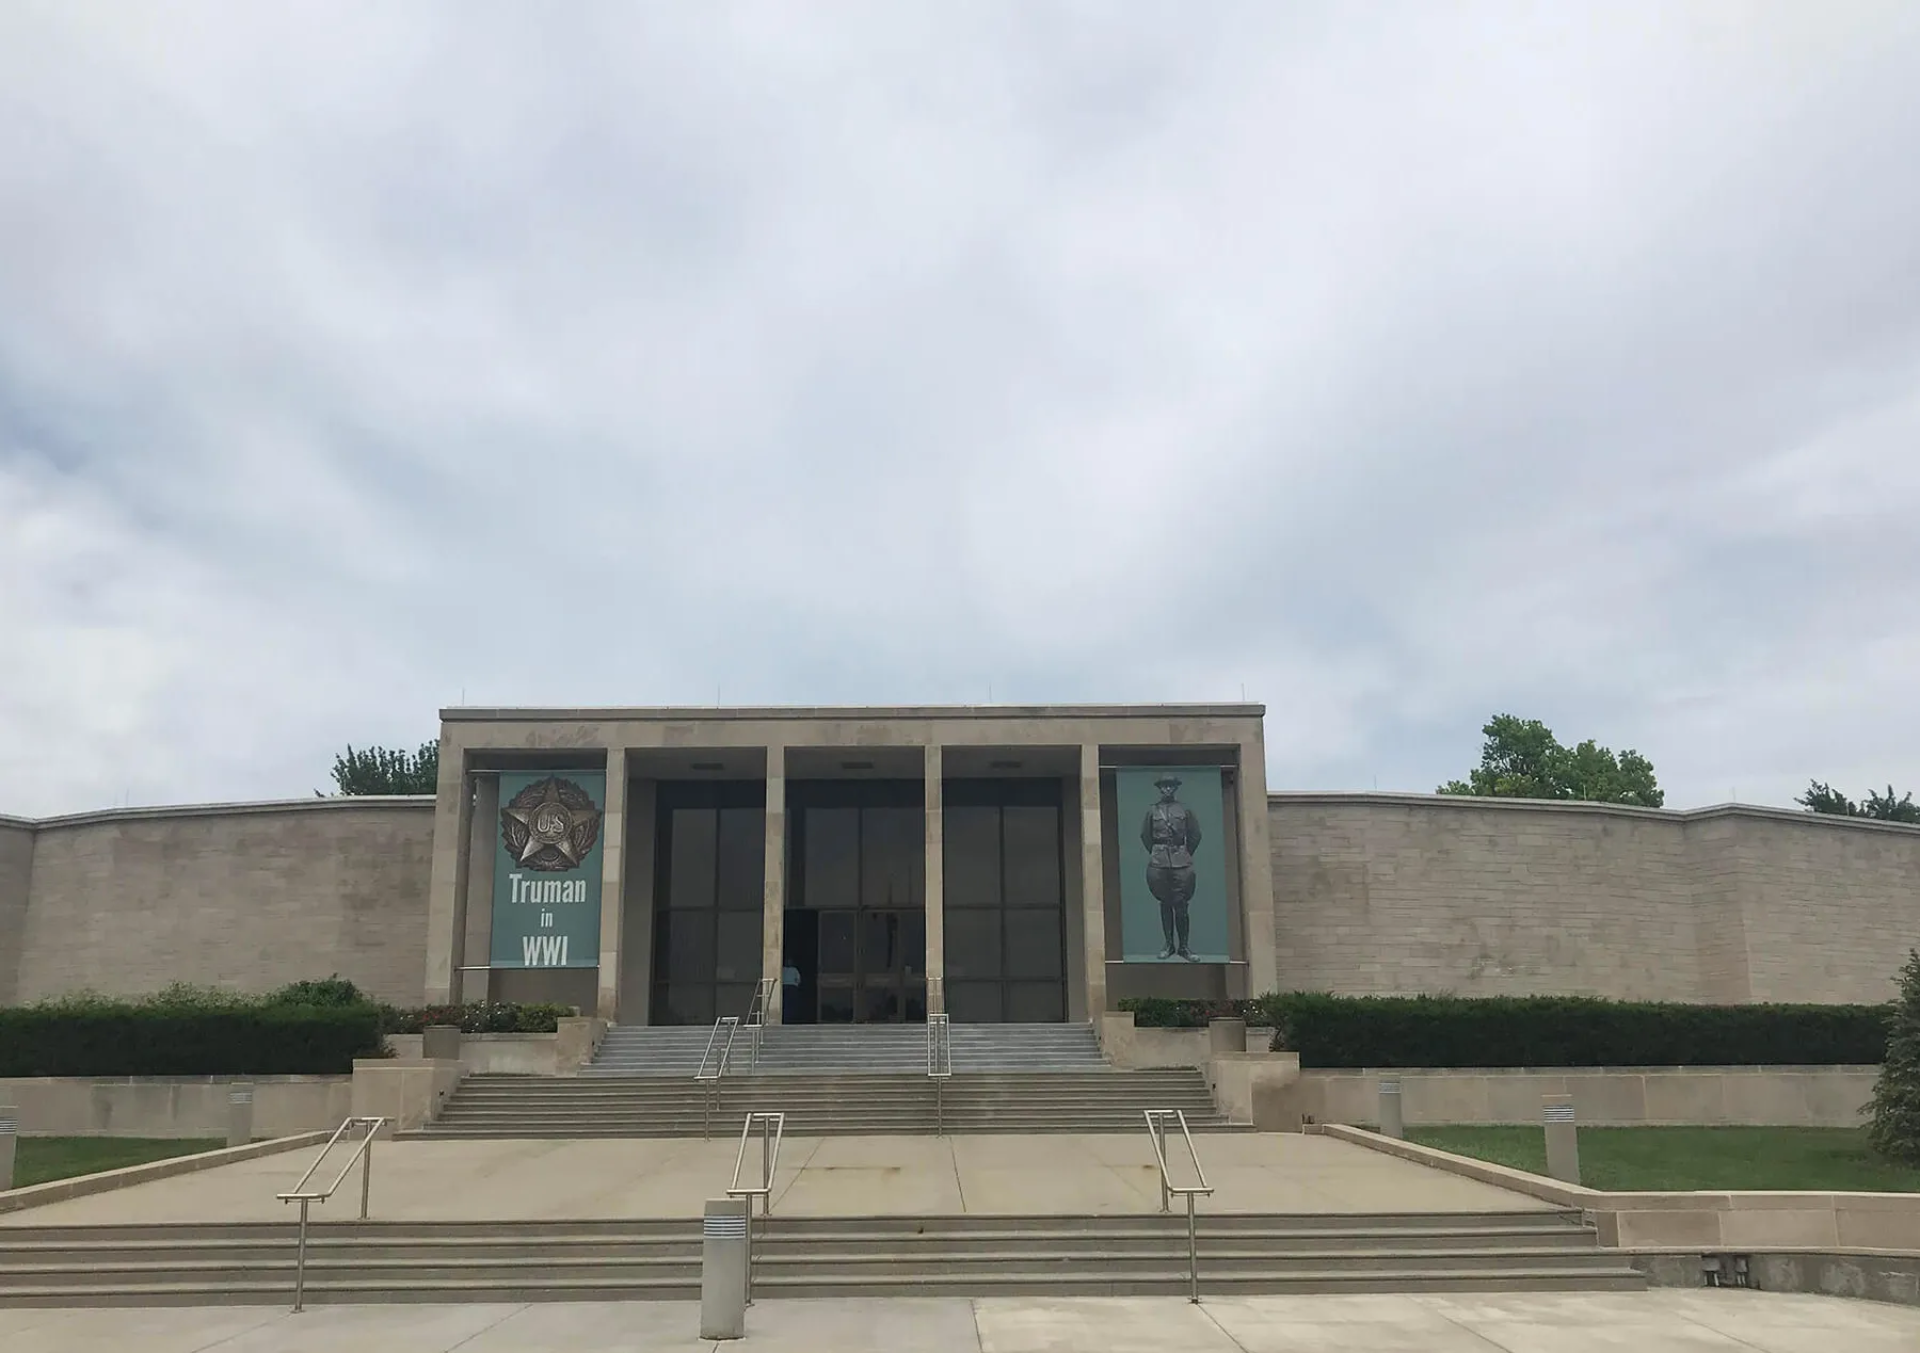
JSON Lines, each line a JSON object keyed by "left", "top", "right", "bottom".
{"left": 742, "top": 978, "right": 774, "bottom": 1071}
{"left": 276, "top": 1116, "right": 387, "bottom": 1313}
{"left": 925, "top": 1013, "right": 953, "bottom": 1136}
{"left": 726, "top": 1111, "right": 786, "bottom": 1305}
{"left": 695, "top": 1016, "right": 740, "bottom": 1139}
{"left": 1143, "top": 1108, "right": 1214, "bottom": 1304}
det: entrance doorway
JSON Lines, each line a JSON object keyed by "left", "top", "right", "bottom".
{"left": 786, "top": 780, "right": 927, "bottom": 1023}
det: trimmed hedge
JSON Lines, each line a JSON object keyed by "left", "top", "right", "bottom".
{"left": 378, "top": 1001, "right": 576, "bottom": 1035}
{"left": 1119, "top": 993, "right": 1891, "bottom": 1068}
{"left": 0, "top": 1001, "right": 383, "bottom": 1076}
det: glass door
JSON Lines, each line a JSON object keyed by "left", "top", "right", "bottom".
{"left": 790, "top": 782, "right": 927, "bottom": 1023}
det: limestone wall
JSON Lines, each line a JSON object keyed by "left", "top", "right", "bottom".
{"left": 9, "top": 798, "right": 434, "bottom": 1006}
{"left": 1269, "top": 794, "right": 1920, "bottom": 1004}
{"left": 0, "top": 818, "right": 33, "bottom": 1005}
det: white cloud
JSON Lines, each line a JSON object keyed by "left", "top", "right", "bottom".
{"left": 2, "top": 1, "right": 1919, "bottom": 815}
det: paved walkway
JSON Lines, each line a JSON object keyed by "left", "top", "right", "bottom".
{"left": 0, "top": 1132, "right": 1550, "bottom": 1224}
{"left": 1, "top": 1292, "right": 1915, "bottom": 1352}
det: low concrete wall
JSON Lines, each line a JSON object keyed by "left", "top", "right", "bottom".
{"left": 1206, "top": 1052, "right": 1301, "bottom": 1129}
{"left": 0, "top": 1131, "right": 329, "bottom": 1216}
{"left": 1291, "top": 1066, "right": 1878, "bottom": 1128}
{"left": 0, "top": 1076, "right": 351, "bottom": 1138}
{"left": 1633, "top": 1251, "right": 1920, "bottom": 1306}
{"left": 1319, "top": 1123, "right": 1920, "bottom": 1253}
{"left": 385, "top": 1032, "right": 559, "bottom": 1075}
{"left": 350, "top": 1058, "right": 463, "bottom": 1134}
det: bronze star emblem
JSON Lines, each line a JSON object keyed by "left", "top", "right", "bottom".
{"left": 500, "top": 776, "right": 602, "bottom": 872}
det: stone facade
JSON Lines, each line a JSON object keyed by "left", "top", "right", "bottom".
{"left": 6, "top": 798, "right": 434, "bottom": 1006}
{"left": 1, "top": 709, "right": 1915, "bottom": 1011}
{"left": 1269, "top": 793, "right": 1920, "bottom": 1005}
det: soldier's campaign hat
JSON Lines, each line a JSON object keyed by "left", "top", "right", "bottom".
{"left": 1154, "top": 774, "right": 1182, "bottom": 789}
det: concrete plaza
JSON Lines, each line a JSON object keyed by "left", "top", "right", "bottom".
{"left": 0, "top": 1132, "right": 1551, "bottom": 1225}
{"left": 1, "top": 1292, "right": 1916, "bottom": 1353}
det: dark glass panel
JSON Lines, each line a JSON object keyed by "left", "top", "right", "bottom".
{"left": 716, "top": 807, "right": 766, "bottom": 910}
{"left": 715, "top": 911, "right": 761, "bottom": 984}
{"left": 861, "top": 807, "right": 923, "bottom": 910}
{"left": 944, "top": 806, "right": 1000, "bottom": 908}
{"left": 904, "top": 980, "right": 927, "bottom": 1022}
{"left": 1002, "top": 806, "right": 1061, "bottom": 908}
{"left": 859, "top": 983, "right": 901, "bottom": 1022}
{"left": 819, "top": 910, "right": 856, "bottom": 974}
{"left": 1007, "top": 981, "right": 1064, "bottom": 1023}
{"left": 945, "top": 909, "right": 1001, "bottom": 980}
{"left": 659, "top": 984, "right": 714, "bottom": 1025}
{"left": 714, "top": 983, "right": 754, "bottom": 1018}
{"left": 1004, "top": 908, "right": 1063, "bottom": 980}
{"left": 668, "top": 808, "right": 717, "bottom": 908}
{"left": 948, "top": 981, "right": 1003, "bottom": 1023}
{"left": 901, "top": 910, "right": 926, "bottom": 977}
{"left": 656, "top": 910, "right": 715, "bottom": 981}
{"left": 803, "top": 808, "right": 859, "bottom": 909}
{"left": 818, "top": 981, "right": 855, "bottom": 1024}
{"left": 861, "top": 910, "right": 899, "bottom": 973}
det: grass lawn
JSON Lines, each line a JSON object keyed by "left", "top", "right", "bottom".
{"left": 11, "top": 1138, "right": 225, "bottom": 1190}
{"left": 1406, "top": 1125, "right": 1920, "bottom": 1193}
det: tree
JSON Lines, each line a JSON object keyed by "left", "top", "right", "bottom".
{"left": 1437, "top": 714, "right": 1664, "bottom": 807}
{"left": 323, "top": 742, "right": 440, "bottom": 796}
{"left": 1867, "top": 950, "right": 1920, "bottom": 1164}
{"left": 1796, "top": 781, "right": 1920, "bottom": 824}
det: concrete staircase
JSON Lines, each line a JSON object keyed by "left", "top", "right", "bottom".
{"left": 0, "top": 1211, "right": 1645, "bottom": 1306}
{"left": 583, "top": 1023, "right": 1108, "bottom": 1077}
{"left": 413, "top": 1067, "right": 1225, "bottom": 1138}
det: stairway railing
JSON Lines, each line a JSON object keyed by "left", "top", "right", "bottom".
{"left": 742, "top": 977, "right": 775, "bottom": 1071}
{"left": 695, "top": 1016, "right": 740, "bottom": 1138}
{"left": 925, "top": 1012, "right": 952, "bottom": 1135}
{"left": 727, "top": 1110, "right": 785, "bottom": 1304}
{"left": 276, "top": 1115, "right": 387, "bottom": 1313}
{"left": 1143, "top": 1107, "right": 1214, "bottom": 1303}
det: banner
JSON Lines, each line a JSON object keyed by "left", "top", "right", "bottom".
{"left": 1115, "top": 766, "right": 1230, "bottom": 963}
{"left": 491, "top": 771, "right": 605, "bottom": 969}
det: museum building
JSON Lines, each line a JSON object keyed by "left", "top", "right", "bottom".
{"left": 3, "top": 703, "right": 1918, "bottom": 1018}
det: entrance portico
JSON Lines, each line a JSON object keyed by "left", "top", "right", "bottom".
{"left": 424, "top": 705, "right": 1276, "bottom": 1025}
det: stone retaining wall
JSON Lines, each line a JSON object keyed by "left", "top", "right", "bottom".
{"left": 0, "top": 1075, "right": 351, "bottom": 1138}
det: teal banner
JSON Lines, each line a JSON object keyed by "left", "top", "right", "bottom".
{"left": 491, "top": 771, "right": 605, "bottom": 969}
{"left": 1115, "top": 766, "right": 1230, "bottom": 963}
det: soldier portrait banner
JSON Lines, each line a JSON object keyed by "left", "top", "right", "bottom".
{"left": 490, "top": 771, "right": 605, "bottom": 969}
{"left": 1115, "top": 766, "right": 1230, "bottom": 963}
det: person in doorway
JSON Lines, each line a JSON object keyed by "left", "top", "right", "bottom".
{"left": 1140, "top": 773, "right": 1202, "bottom": 960}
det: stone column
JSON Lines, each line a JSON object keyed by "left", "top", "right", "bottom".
{"left": 423, "top": 739, "right": 472, "bottom": 1006}
{"left": 762, "top": 744, "right": 787, "bottom": 1023}
{"left": 1237, "top": 738, "right": 1278, "bottom": 997}
{"left": 924, "top": 743, "right": 945, "bottom": 1014}
{"left": 596, "top": 750, "right": 628, "bottom": 1021}
{"left": 1080, "top": 743, "right": 1108, "bottom": 1022}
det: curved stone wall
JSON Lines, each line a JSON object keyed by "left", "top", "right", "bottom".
{"left": 6, "top": 798, "right": 434, "bottom": 1007}
{"left": 4, "top": 791, "right": 1913, "bottom": 1010}
{"left": 1268, "top": 793, "right": 1920, "bottom": 1005}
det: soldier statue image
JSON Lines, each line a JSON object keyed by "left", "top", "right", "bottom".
{"left": 1141, "top": 773, "right": 1202, "bottom": 960}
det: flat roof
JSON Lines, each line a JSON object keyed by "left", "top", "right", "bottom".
{"left": 441, "top": 702, "right": 1267, "bottom": 722}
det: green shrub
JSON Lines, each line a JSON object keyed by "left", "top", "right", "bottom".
{"left": 1120, "top": 992, "right": 1889, "bottom": 1068}
{"left": 377, "top": 1001, "right": 576, "bottom": 1035}
{"left": 0, "top": 1000, "right": 382, "bottom": 1076}
{"left": 1867, "top": 951, "right": 1920, "bottom": 1164}
{"left": 267, "top": 975, "right": 367, "bottom": 1008}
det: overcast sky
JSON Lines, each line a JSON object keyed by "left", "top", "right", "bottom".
{"left": 3, "top": 3, "right": 1918, "bottom": 818}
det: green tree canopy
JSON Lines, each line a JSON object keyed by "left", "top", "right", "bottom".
{"left": 1437, "top": 714, "right": 1664, "bottom": 807}
{"left": 1795, "top": 781, "right": 1919, "bottom": 824}
{"left": 323, "top": 742, "right": 440, "bottom": 796}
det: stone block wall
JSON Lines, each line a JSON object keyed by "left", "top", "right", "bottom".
{"left": 8, "top": 798, "right": 434, "bottom": 1006}
{"left": 0, "top": 818, "right": 33, "bottom": 1005}
{"left": 1268, "top": 794, "right": 1919, "bottom": 1005}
